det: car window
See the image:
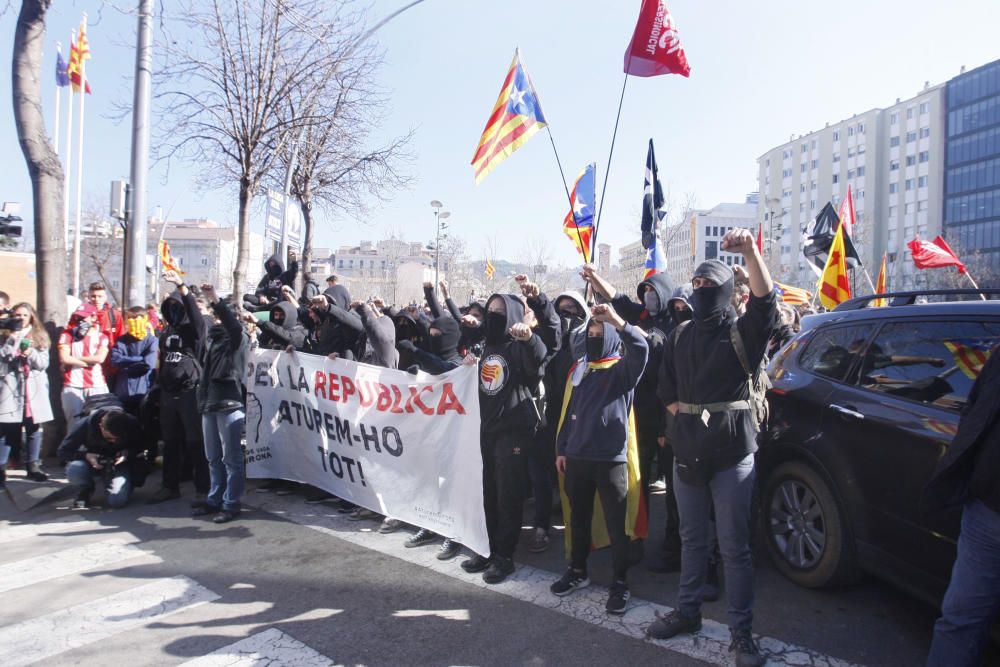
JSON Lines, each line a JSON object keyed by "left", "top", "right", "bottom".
{"left": 798, "top": 323, "right": 877, "bottom": 383}
{"left": 857, "top": 320, "right": 1000, "bottom": 412}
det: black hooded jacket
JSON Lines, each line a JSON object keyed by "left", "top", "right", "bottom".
{"left": 258, "top": 301, "right": 308, "bottom": 351}
{"left": 310, "top": 298, "right": 363, "bottom": 358}
{"left": 543, "top": 291, "right": 589, "bottom": 432}
{"left": 393, "top": 311, "right": 429, "bottom": 370}
{"left": 356, "top": 305, "right": 398, "bottom": 369}
{"left": 402, "top": 315, "right": 462, "bottom": 375}
{"left": 478, "top": 294, "right": 547, "bottom": 434}
{"left": 198, "top": 301, "right": 249, "bottom": 413}
{"left": 323, "top": 284, "right": 351, "bottom": 310}
{"left": 158, "top": 290, "right": 206, "bottom": 393}
{"left": 611, "top": 272, "right": 678, "bottom": 437}
{"left": 255, "top": 255, "right": 298, "bottom": 301}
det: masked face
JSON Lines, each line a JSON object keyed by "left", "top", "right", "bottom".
{"left": 672, "top": 302, "right": 693, "bottom": 324}
{"left": 485, "top": 311, "right": 507, "bottom": 343}
{"left": 72, "top": 320, "right": 92, "bottom": 341}
{"left": 586, "top": 335, "right": 604, "bottom": 361}
{"left": 163, "top": 301, "right": 185, "bottom": 327}
{"left": 126, "top": 316, "right": 149, "bottom": 340}
{"left": 643, "top": 289, "right": 660, "bottom": 316}
{"left": 266, "top": 261, "right": 282, "bottom": 278}
{"left": 558, "top": 308, "right": 585, "bottom": 337}
{"left": 271, "top": 310, "right": 285, "bottom": 326}
{"left": 690, "top": 282, "right": 732, "bottom": 326}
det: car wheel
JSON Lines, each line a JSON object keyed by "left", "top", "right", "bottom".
{"left": 762, "top": 460, "right": 860, "bottom": 588}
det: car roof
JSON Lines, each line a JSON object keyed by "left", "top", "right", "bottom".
{"left": 800, "top": 300, "right": 1000, "bottom": 334}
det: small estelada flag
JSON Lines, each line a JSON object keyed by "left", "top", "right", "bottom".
{"left": 563, "top": 163, "right": 596, "bottom": 262}
{"left": 158, "top": 240, "right": 185, "bottom": 276}
{"left": 624, "top": 0, "right": 691, "bottom": 78}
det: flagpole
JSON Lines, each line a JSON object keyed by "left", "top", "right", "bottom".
{"left": 963, "top": 271, "right": 987, "bottom": 300}
{"left": 63, "top": 32, "right": 76, "bottom": 252}
{"left": 592, "top": 73, "right": 629, "bottom": 254}
{"left": 53, "top": 42, "right": 62, "bottom": 156}
{"left": 72, "top": 26, "right": 87, "bottom": 297}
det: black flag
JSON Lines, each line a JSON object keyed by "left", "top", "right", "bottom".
{"left": 642, "top": 139, "right": 664, "bottom": 249}
{"left": 803, "top": 202, "right": 862, "bottom": 273}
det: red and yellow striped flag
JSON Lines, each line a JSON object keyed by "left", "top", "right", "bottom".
{"left": 872, "top": 253, "right": 888, "bottom": 307}
{"left": 819, "top": 222, "right": 851, "bottom": 310}
{"left": 158, "top": 240, "right": 185, "bottom": 276}
{"left": 67, "top": 22, "right": 92, "bottom": 94}
{"left": 484, "top": 258, "right": 495, "bottom": 280}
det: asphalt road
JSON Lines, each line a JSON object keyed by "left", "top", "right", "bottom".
{"left": 0, "top": 467, "right": 984, "bottom": 667}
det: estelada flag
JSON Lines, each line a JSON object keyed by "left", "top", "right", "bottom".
{"left": 471, "top": 49, "right": 547, "bottom": 184}
{"left": 643, "top": 223, "right": 668, "bottom": 279}
{"left": 872, "top": 253, "right": 888, "bottom": 307}
{"left": 158, "top": 240, "right": 185, "bottom": 276}
{"left": 819, "top": 222, "right": 851, "bottom": 310}
{"left": 556, "top": 359, "right": 648, "bottom": 555}
{"left": 641, "top": 139, "right": 664, "bottom": 249}
{"left": 624, "top": 0, "right": 691, "bottom": 78}
{"left": 773, "top": 281, "right": 812, "bottom": 306}
{"left": 563, "top": 164, "right": 596, "bottom": 262}
{"left": 908, "top": 236, "right": 966, "bottom": 273}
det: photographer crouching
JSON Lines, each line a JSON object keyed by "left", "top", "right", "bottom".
{"left": 58, "top": 407, "right": 147, "bottom": 509}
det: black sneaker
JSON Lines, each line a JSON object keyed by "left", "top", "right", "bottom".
{"left": 72, "top": 491, "right": 92, "bottom": 510}
{"left": 550, "top": 568, "right": 590, "bottom": 596}
{"left": 702, "top": 560, "right": 721, "bottom": 602}
{"left": 405, "top": 528, "right": 437, "bottom": 547}
{"left": 436, "top": 539, "right": 461, "bottom": 561}
{"left": 729, "top": 629, "right": 766, "bottom": 667}
{"left": 646, "top": 609, "right": 702, "bottom": 640}
{"left": 606, "top": 580, "right": 630, "bottom": 615}
{"left": 255, "top": 479, "right": 282, "bottom": 493}
{"left": 303, "top": 488, "right": 335, "bottom": 504}
{"left": 274, "top": 482, "right": 298, "bottom": 496}
{"left": 146, "top": 487, "right": 181, "bottom": 504}
{"left": 213, "top": 509, "right": 240, "bottom": 524}
{"left": 461, "top": 554, "right": 491, "bottom": 573}
{"left": 192, "top": 504, "right": 221, "bottom": 517}
{"left": 483, "top": 555, "right": 515, "bottom": 584}
{"left": 25, "top": 463, "right": 48, "bottom": 482}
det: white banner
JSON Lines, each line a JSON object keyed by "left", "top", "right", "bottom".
{"left": 245, "top": 349, "right": 489, "bottom": 556}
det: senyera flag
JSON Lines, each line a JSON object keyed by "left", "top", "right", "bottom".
{"left": 484, "top": 258, "right": 496, "bottom": 280}
{"left": 563, "top": 163, "right": 596, "bottom": 262}
{"left": 158, "top": 240, "right": 185, "bottom": 276}
{"left": 819, "top": 222, "right": 851, "bottom": 310}
{"left": 624, "top": 0, "right": 691, "bottom": 78}
{"left": 471, "top": 48, "right": 547, "bottom": 184}
{"left": 66, "top": 34, "right": 92, "bottom": 94}
{"left": 942, "top": 339, "right": 995, "bottom": 379}
{"left": 908, "top": 235, "right": 966, "bottom": 273}
{"left": 872, "top": 253, "right": 888, "bottom": 307}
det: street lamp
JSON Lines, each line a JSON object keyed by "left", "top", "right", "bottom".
{"left": 431, "top": 200, "right": 451, "bottom": 290}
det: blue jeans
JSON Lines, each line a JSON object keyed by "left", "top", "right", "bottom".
{"left": 202, "top": 410, "right": 245, "bottom": 512}
{"left": 65, "top": 459, "right": 132, "bottom": 508}
{"left": 0, "top": 420, "right": 42, "bottom": 466}
{"left": 927, "top": 499, "right": 1000, "bottom": 667}
{"left": 674, "top": 453, "right": 756, "bottom": 633}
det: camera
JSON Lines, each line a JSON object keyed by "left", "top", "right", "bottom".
{"left": 0, "top": 307, "right": 22, "bottom": 331}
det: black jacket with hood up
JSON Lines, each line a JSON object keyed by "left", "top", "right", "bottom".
{"left": 255, "top": 255, "right": 298, "bottom": 301}
{"left": 258, "top": 302, "right": 308, "bottom": 351}
{"left": 543, "top": 291, "right": 589, "bottom": 432}
{"left": 401, "top": 315, "right": 462, "bottom": 375}
{"left": 158, "top": 289, "right": 207, "bottom": 393}
{"left": 478, "top": 294, "right": 547, "bottom": 435}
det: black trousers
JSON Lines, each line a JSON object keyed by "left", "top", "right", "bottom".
{"left": 481, "top": 430, "right": 529, "bottom": 559}
{"left": 527, "top": 423, "right": 557, "bottom": 530}
{"left": 160, "top": 388, "right": 208, "bottom": 493}
{"left": 565, "top": 457, "right": 630, "bottom": 581}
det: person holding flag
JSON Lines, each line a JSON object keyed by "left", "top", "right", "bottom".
{"left": 550, "top": 302, "right": 648, "bottom": 615}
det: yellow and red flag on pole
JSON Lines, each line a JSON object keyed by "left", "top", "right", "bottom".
{"left": 471, "top": 49, "right": 547, "bottom": 184}
{"left": 67, "top": 25, "right": 92, "bottom": 94}
{"left": 484, "top": 258, "right": 495, "bottom": 280}
{"left": 158, "top": 240, "right": 185, "bottom": 276}
{"left": 872, "top": 253, "right": 888, "bottom": 307}
{"left": 819, "top": 222, "right": 851, "bottom": 310}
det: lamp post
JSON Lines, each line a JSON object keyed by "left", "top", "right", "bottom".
{"left": 430, "top": 200, "right": 450, "bottom": 292}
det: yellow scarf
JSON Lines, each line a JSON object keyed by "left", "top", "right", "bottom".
{"left": 555, "top": 358, "right": 648, "bottom": 557}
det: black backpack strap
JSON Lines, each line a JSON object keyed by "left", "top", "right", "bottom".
{"left": 729, "top": 321, "right": 753, "bottom": 377}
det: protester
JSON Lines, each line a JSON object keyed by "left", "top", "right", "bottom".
{"left": 193, "top": 284, "right": 250, "bottom": 524}
{"left": 0, "top": 303, "right": 52, "bottom": 484}
{"left": 923, "top": 344, "right": 1000, "bottom": 667}
{"left": 88, "top": 282, "right": 126, "bottom": 371}
{"left": 648, "top": 227, "right": 777, "bottom": 667}
{"left": 551, "top": 303, "right": 648, "bottom": 614}
{"left": 461, "top": 293, "right": 547, "bottom": 584}
{"left": 148, "top": 271, "right": 210, "bottom": 506}
{"left": 59, "top": 407, "right": 146, "bottom": 509}
{"left": 110, "top": 306, "right": 158, "bottom": 415}
{"left": 301, "top": 273, "right": 320, "bottom": 302}
{"left": 245, "top": 253, "right": 298, "bottom": 312}
{"left": 58, "top": 303, "right": 110, "bottom": 432}
{"left": 768, "top": 302, "right": 798, "bottom": 358}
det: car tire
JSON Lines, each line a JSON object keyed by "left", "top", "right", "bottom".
{"left": 762, "top": 460, "right": 860, "bottom": 588}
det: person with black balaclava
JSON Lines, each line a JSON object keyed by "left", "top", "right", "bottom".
{"left": 582, "top": 265, "right": 678, "bottom": 571}
{"left": 392, "top": 310, "right": 429, "bottom": 373}
{"left": 460, "top": 293, "right": 547, "bottom": 585}
{"left": 527, "top": 289, "right": 588, "bottom": 553}
{"left": 244, "top": 252, "right": 298, "bottom": 312}
{"left": 647, "top": 228, "right": 778, "bottom": 667}
{"left": 458, "top": 301, "right": 487, "bottom": 357}
{"left": 148, "top": 270, "right": 210, "bottom": 506}
{"left": 258, "top": 301, "right": 308, "bottom": 352}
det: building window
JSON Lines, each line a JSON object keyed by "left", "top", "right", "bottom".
{"left": 907, "top": 107, "right": 915, "bottom": 120}
{"left": 833, "top": 152, "right": 840, "bottom": 162}
{"left": 847, "top": 169, "right": 855, "bottom": 179}
{"left": 811, "top": 159, "right": 818, "bottom": 169}
{"left": 906, "top": 131, "right": 917, "bottom": 143}
{"left": 811, "top": 139, "right": 817, "bottom": 149}
{"left": 918, "top": 200, "right": 928, "bottom": 212}
{"left": 811, "top": 181, "right": 818, "bottom": 190}
{"left": 857, "top": 165, "right": 866, "bottom": 176}
{"left": 857, "top": 122, "right": 865, "bottom": 134}
{"left": 920, "top": 127, "right": 930, "bottom": 138}
{"left": 919, "top": 151, "right": 929, "bottom": 163}
{"left": 799, "top": 184, "right": 805, "bottom": 193}
{"left": 890, "top": 159, "right": 900, "bottom": 171}
{"left": 920, "top": 102, "right": 929, "bottom": 114}
{"left": 848, "top": 126, "right": 855, "bottom": 136}
{"left": 906, "top": 155, "right": 916, "bottom": 167}
{"left": 833, "top": 130, "right": 840, "bottom": 141}
{"left": 848, "top": 147, "right": 856, "bottom": 157}
{"left": 889, "top": 205, "right": 898, "bottom": 218}
{"left": 918, "top": 175, "right": 928, "bottom": 187}
{"left": 890, "top": 136, "right": 900, "bottom": 147}
{"left": 200, "top": 256, "right": 209, "bottom": 267}
{"left": 857, "top": 143, "right": 866, "bottom": 154}
{"left": 782, "top": 168, "right": 792, "bottom": 178}
{"left": 890, "top": 183, "right": 899, "bottom": 194}
{"left": 905, "top": 179, "right": 915, "bottom": 191}
{"left": 832, "top": 174, "right": 839, "bottom": 184}
{"left": 890, "top": 113, "right": 898, "bottom": 125}
{"left": 810, "top": 200, "right": 817, "bottom": 210}
{"left": 765, "top": 158, "right": 770, "bottom": 167}
{"left": 800, "top": 163, "right": 807, "bottom": 174}
{"left": 801, "top": 144, "right": 808, "bottom": 153}
{"left": 338, "top": 260, "right": 344, "bottom": 268}
{"left": 905, "top": 202, "right": 915, "bottom": 214}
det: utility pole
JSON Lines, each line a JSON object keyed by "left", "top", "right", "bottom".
{"left": 124, "top": 0, "right": 154, "bottom": 306}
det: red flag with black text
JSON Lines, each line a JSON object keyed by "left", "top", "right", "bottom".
{"left": 624, "top": 0, "right": 691, "bottom": 78}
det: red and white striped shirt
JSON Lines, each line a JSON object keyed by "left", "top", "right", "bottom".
{"left": 59, "top": 330, "right": 110, "bottom": 389}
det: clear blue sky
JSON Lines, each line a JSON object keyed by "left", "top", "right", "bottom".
{"left": 3, "top": 1, "right": 999, "bottom": 268}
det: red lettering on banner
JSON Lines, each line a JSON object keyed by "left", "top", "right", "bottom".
{"left": 357, "top": 379, "right": 375, "bottom": 408}
{"left": 436, "top": 383, "right": 466, "bottom": 415}
{"left": 314, "top": 371, "right": 327, "bottom": 399}
{"left": 328, "top": 373, "right": 340, "bottom": 402}
{"left": 408, "top": 386, "right": 434, "bottom": 416}
{"left": 376, "top": 383, "right": 392, "bottom": 411}
{"left": 341, "top": 376, "right": 356, "bottom": 403}
{"left": 389, "top": 384, "right": 406, "bottom": 414}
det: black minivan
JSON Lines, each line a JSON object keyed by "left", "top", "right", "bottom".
{"left": 758, "top": 290, "right": 1000, "bottom": 606}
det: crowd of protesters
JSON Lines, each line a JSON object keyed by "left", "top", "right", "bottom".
{"left": 2, "top": 226, "right": 994, "bottom": 667}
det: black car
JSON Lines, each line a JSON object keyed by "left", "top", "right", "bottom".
{"left": 758, "top": 289, "right": 1000, "bottom": 606}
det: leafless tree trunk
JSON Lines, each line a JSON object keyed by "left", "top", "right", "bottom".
{"left": 12, "top": 0, "right": 65, "bottom": 325}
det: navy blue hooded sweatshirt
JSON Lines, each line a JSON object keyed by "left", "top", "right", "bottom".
{"left": 556, "top": 321, "right": 648, "bottom": 462}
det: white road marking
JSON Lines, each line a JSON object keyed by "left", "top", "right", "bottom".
{"left": 250, "top": 494, "right": 863, "bottom": 667}
{"left": 394, "top": 608, "right": 471, "bottom": 621}
{"left": 179, "top": 627, "right": 334, "bottom": 667}
{"left": 0, "top": 538, "right": 156, "bottom": 594}
{"left": 0, "top": 517, "right": 107, "bottom": 544}
{"left": 0, "top": 576, "right": 219, "bottom": 667}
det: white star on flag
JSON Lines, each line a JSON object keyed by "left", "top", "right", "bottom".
{"left": 509, "top": 88, "right": 527, "bottom": 108}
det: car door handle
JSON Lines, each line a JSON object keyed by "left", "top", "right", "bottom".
{"left": 829, "top": 404, "right": 865, "bottom": 421}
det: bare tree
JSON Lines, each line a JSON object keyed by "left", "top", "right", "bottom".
{"left": 12, "top": 0, "right": 66, "bottom": 325}
{"left": 153, "top": 0, "right": 340, "bottom": 295}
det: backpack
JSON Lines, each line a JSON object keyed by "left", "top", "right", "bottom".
{"left": 672, "top": 320, "right": 771, "bottom": 432}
